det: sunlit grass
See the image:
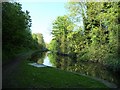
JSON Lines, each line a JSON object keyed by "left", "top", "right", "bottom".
{"left": 3, "top": 59, "right": 108, "bottom": 88}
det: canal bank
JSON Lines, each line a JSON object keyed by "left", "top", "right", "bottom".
{"left": 2, "top": 51, "right": 119, "bottom": 88}
{"left": 28, "top": 51, "right": 120, "bottom": 88}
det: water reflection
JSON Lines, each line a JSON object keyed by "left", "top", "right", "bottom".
{"left": 43, "top": 56, "right": 53, "bottom": 67}
{"left": 30, "top": 51, "right": 46, "bottom": 63}
{"left": 29, "top": 51, "right": 120, "bottom": 86}
{"left": 29, "top": 51, "right": 53, "bottom": 67}
{"left": 47, "top": 52, "right": 120, "bottom": 87}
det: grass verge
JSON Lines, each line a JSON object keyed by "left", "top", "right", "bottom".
{"left": 3, "top": 57, "right": 108, "bottom": 88}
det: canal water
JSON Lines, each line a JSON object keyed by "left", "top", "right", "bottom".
{"left": 28, "top": 51, "right": 120, "bottom": 87}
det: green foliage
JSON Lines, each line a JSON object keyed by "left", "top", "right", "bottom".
{"left": 49, "top": 2, "right": 119, "bottom": 71}
{"left": 32, "top": 33, "right": 46, "bottom": 49}
{"left": 2, "top": 2, "right": 46, "bottom": 64}
{"left": 50, "top": 15, "right": 74, "bottom": 53}
{"left": 49, "top": 39, "right": 58, "bottom": 52}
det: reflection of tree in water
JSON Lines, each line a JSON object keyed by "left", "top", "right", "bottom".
{"left": 72, "top": 62, "right": 119, "bottom": 85}
{"left": 29, "top": 52, "right": 46, "bottom": 64}
{"left": 37, "top": 58, "right": 43, "bottom": 64}
{"left": 48, "top": 52, "right": 119, "bottom": 85}
{"left": 65, "top": 61, "right": 118, "bottom": 84}
{"left": 47, "top": 53, "right": 57, "bottom": 67}
{"left": 48, "top": 53, "right": 76, "bottom": 69}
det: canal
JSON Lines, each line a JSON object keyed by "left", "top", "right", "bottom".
{"left": 28, "top": 51, "right": 120, "bottom": 87}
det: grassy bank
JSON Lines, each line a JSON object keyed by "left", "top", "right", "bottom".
{"left": 3, "top": 57, "right": 108, "bottom": 88}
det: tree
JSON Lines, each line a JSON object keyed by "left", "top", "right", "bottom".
{"left": 2, "top": 2, "right": 46, "bottom": 64}
{"left": 51, "top": 15, "right": 74, "bottom": 53}
{"left": 32, "top": 33, "right": 46, "bottom": 49}
{"left": 65, "top": 2, "right": 119, "bottom": 70}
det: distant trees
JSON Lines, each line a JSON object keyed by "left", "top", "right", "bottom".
{"left": 49, "top": 2, "right": 119, "bottom": 71}
{"left": 2, "top": 2, "right": 46, "bottom": 64}
{"left": 32, "top": 33, "right": 46, "bottom": 49}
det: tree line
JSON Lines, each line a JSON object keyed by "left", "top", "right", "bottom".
{"left": 2, "top": 2, "right": 46, "bottom": 64}
{"left": 49, "top": 2, "right": 120, "bottom": 71}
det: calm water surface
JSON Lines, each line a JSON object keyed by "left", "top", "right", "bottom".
{"left": 29, "top": 51, "right": 120, "bottom": 87}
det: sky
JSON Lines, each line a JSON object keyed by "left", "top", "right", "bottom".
{"left": 20, "top": 2, "right": 68, "bottom": 43}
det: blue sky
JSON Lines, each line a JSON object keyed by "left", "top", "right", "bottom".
{"left": 21, "top": 2, "right": 68, "bottom": 43}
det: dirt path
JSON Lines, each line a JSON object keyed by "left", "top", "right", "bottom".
{"left": 2, "top": 51, "right": 36, "bottom": 84}
{"left": 3, "top": 50, "right": 39, "bottom": 69}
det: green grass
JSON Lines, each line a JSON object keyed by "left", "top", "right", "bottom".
{"left": 3, "top": 58, "right": 109, "bottom": 88}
